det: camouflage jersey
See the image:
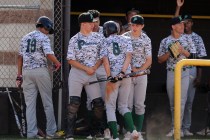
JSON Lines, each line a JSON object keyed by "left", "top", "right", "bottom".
{"left": 100, "top": 34, "right": 133, "bottom": 75}
{"left": 98, "top": 26, "right": 103, "bottom": 35}
{"left": 67, "top": 32, "right": 104, "bottom": 67}
{"left": 185, "top": 32, "right": 207, "bottom": 58}
{"left": 123, "top": 31, "right": 152, "bottom": 68}
{"left": 158, "top": 34, "right": 196, "bottom": 70}
{"left": 19, "top": 30, "right": 54, "bottom": 70}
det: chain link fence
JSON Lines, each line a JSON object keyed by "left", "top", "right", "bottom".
{"left": 0, "top": 0, "right": 63, "bottom": 88}
{"left": 53, "top": 0, "right": 63, "bottom": 89}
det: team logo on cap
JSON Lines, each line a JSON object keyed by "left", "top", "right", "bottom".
{"left": 133, "top": 17, "right": 138, "bottom": 22}
{"left": 90, "top": 14, "right": 93, "bottom": 20}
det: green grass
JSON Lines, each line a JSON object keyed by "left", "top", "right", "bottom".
{"left": 1, "top": 134, "right": 210, "bottom": 140}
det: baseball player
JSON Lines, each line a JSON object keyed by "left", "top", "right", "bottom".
{"left": 88, "top": 9, "right": 103, "bottom": 34}
{"left": 188, "top": 14, "right": 209, "bottom": 135}
{"left": 66, "top": 12, "right": 105, "bottom": 140}
{"left": 120, "top": 8, "right": 139, "bottom": 35}
{"left": 174, "top": 0, "right": 207, "bottom": 136}
{"left": 196, "top": 80, "right": 210, "bottom": 136}
{"left": 86, "top": 9, "right": 111, "bottom": 139}
{"left": 157, "top": 16, "right": 196, "bottom": 137}
{"left": 16, "top": 16, "right": 61, "bottom": 139}
{"left": 101, "top": 21, "right": 139, "bottom": 140}
{"left": 122, "top": 15, "right": 152, "bottom": 140}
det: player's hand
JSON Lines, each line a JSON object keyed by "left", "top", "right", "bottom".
{"left": 132, "top": 67, "right": 140, "bottom": 73}
{"left": 16, "top": 75, "right": 23, "bottom": 88}
{"left": 177, "top": 0, "right": 184, "bottom": 7}
{"left": 53, "top": 63, "right": 61, "bottom": 71}
{"left": 194, "top": 77, "right": 201, "bottom": 87}
{"left": 178, "top": 44, "right": 190, "bottom": 57}
{"left": 85, "top": 67, "right": 95, "bottom": 75}
{"left": 107, "top": 76, "right": 118, "bottom": 83}
{"left": 178, "top": 44, "right": 184, "bottom": 54}
{"left": 92, "top": 66, "right": 97, "bottom": 71}
{"left": 116, "top": 71, "right": 125, "bottom": 81}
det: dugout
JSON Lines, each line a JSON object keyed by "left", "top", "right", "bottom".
{"left": 1, "top": 0, "right": 210, "bottom": 138}
{"left": 69, "top": 0, "right": 210, "bottom": 137}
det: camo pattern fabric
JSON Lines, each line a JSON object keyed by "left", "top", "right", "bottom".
{"left": 158, "top": 34, "right": 196, "bottom": 70}
{"left": 185, "top": 32, "right": 207, "bottom": 58}
{"left": 123, "top": 31, "right": 152, "bottom": 68}
{"left": 67, "top": 32, "right": 104, "bottom": 67}
{"left": 100, "top": 34, "right": 133, "bottom": 74}
{"left": 19, "top": 30, "right": 54, "bottom": 70}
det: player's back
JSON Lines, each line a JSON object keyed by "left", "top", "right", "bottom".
{"left": 104, "top": 34, "right": 131, "bottom": 57}
{"left": 102, "top": 34, "right": 132, "bottom": 73}
{"left": 20, "top": 30, "right": 51, "bottom": 69}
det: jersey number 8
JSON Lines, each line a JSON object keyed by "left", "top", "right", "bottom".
{"left": 112, "top": 42, "right": 120, "bottom": 56}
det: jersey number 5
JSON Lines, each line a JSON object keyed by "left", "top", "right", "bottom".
{"left": 113, "top": 42, "right": 120, "bottom": 56}
{"left": 26, "top": 39, "right": 36, "bottom": 53}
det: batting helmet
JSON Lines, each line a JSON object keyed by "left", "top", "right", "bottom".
{"left": 103, "top": 21, "right": 118, "bottom": 38}
{"left": 36, "top": 16, "right": 54, "bottom": 34}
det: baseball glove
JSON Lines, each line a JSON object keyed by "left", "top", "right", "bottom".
{"left": 168, "top": 41, "right": 180, "bottom": 58}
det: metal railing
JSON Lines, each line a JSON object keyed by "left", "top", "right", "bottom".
{"left": 174, "top": 59, "right": 210, "bottom": 140}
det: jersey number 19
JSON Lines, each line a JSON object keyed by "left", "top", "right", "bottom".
{"left": 26, "top": 39, "right": 36, "bottom": 53}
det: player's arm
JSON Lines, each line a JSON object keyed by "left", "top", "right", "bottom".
{"left": 133, "top": 56, "right": 152, "bottom": 72}
{"left": 158, "top": 52, "right": 170, "bottom": 64}
{"left": 193, "top": 67, "right": 202, "bottom": 87}
{"left": 93, "top": 59, "right": 102, "bottom": 71}
{"left": 134, "top": 39, "right": 152, "bottom": 71}
{"left": 17, "top": 55, "right": 23, "bottom": 76}
{"left": 180, "top": 47, "right": 190, "bottom": 57}
{"left": 16, "top": 55, "right": 23, "bottom": 87}
{"left": 122, "top": 52, "right": 132, "bottom": 73}
{"left": 68, "top": 59, "right": 95, "bottom": 75}
{"left": 175, "top": 0, "right": 184, "bottom": 17}
{"left": 102, "top": 57, "right": 111, "bottom": 77}
{"left": 46, "top": 54, "right": 61, "bottom": 71}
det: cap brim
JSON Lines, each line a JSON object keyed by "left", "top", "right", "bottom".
{"left": 93, "top": 18, "right": 99, "bottom": 22}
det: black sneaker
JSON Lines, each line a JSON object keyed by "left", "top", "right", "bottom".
{"left": 94, "top": 131, "right": 104, "bottom": 140}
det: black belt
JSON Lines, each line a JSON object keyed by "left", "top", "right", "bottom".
{"left": 167, "top": 68, "right": 186, "bottom": 71}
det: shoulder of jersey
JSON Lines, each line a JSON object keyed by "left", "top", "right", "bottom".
{"left": 92, "top": 32, "right": 104, "bottom": 38}
{"left": 99, "top": 26, "right": 103, "bottom": 34}
{"left": 181, "top": 34, "right": 191, "bottom": 40}
{"left": 122, "top": 31, "right": 130, "bottom": 37}
{"left": 161, "top": 36, "right": 171, "bottom": 43}
{"left": 121, "top": 35, "right": 130, "bottom": 40}
{"left": 24, "top": 30, "right": 45, "bottom": 39}
{"left": 142, "top": 32, "right": 151, "bottom": 40}
{"left": 25, "top": 30, "right": 36, "bottom": 36}
{"left": 192, "top": 32, "right": 201, "bottom": 38}
{"left": 69, "top": 34, "right": 79, "bottom": 44}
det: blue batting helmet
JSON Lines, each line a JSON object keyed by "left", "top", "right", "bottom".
{"left": 36, "top": 16, "right": 54, "bottom": 34}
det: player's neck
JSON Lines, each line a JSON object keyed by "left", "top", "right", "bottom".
{"left": 93, "top": 27, "right": 99, "bottom": 32}
{"left": 171, "top": 31, "right": 181, "bottom": 39}
{"left": 80, "top": 30, "right": 92, "bottom": 36}
{"left": 131, "top": 31, "right": 141, "bottom": 38}
{"left": 185, "top": 30, "right": 193, "bottom": 34}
